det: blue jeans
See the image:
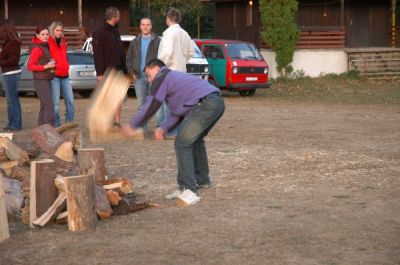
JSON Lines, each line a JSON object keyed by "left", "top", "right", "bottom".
{"left": 174, "top": 93, "right": 225, "bottom": 192}
{"left": 156, "top": 103, "right": 179, "bottom": 136}
{"left": 51, "top": 77, "right": 75, "bottom": 127}
{"left": 134, "top": 75, "right": 150, "bottom": 131}
{"left": 3, "top": 73, "right": 22, "bottom": 129}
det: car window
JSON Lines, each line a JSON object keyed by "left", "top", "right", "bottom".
{"left": 67, "top": 53, "right": 94, "bottom": 65}
{"left": 226, "top": 43, "right": 263, "bottom": 60}
{"left": 192, "top": 41, "right": 204, "bottom": 59}
{"left": 203, "top": 45, "right": 225, "bottom": 59}
{"left": 19, "top": 54, "right": 29, "bottom": 66}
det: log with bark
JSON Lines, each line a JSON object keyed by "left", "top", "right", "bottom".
{"left": 31, "top": 124, "right": 74, "bottom": 162}
{"left": 102, "top": 177, "right": 133, "bottom": 195}
{"left": 36, "top": 153, "right": 77, "bottom": 173}
{"left": 112, "top": 193, "right": 149, "bottom": 215}
{"left": 32, "top": 192, "right": 67, "bottom": 227}
{"left": 64, "top": 175, "right": 97, "bottom": 232}
{"left": 55, "top": 122, "right": 79, "bottom": 134}
{"left": 77, "top": 148, "right": 106, "bottom": 183}
{"left": 29, "top": 159, "right": 58, "bottom": 228}
{"left": 0, "top": 172, "right": 9, "bottom": 242}
{"left": 0, "top": 137, "right": 29, "bottom": 164}
{"left": 12, "top": 140, "right": 41, "bottom": 159}
{"left": 94, "top": 184, "right": 113, "bottom": 219}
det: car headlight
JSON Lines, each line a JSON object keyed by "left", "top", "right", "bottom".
{"left": 232, "top": 67, "right": 238, "bottom": 74}
{"left": 204, "top": 66, "right": 209, "bottom": 73}
{"left": 264, "top": 68, "right": 268, "bottom": 74}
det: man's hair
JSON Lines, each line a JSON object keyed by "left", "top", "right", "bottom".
{"left": 140, "top": 17, "right": 152, "bottom": 25}
{"left": 145, "top": 59, "right": 166, "bottom": 69}
{"left": 105, "top": 7, "right": 119, "bottom": 20}
{"left": 166, "top": 8, "right": 181, "bottom": 23}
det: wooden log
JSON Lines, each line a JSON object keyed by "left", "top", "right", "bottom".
{"left": 55, "top": 121, "right": 79, "bottom": 134}
{"left": 32, "top": 192, "right": 67, "bottom": 227}
{"left": 64, "top": 175, "right": 97, "bottom": 232}
{"left": 56, "top": 211, "right": 68, "bottom": 224}
{"left": 0, "top": 137, "right": 29, "bottom": 164}
{"left": 36, "top": 153, "right": 77, "bottom": 173}
{"left": 87, "top": 68, "right": 132, "bottom": 142}
{"left": 102, "top": 177, "right": 133, "bottom": 195}
{"left": 106, "top": 189, "right": 121, "bottom": 206}
{"left": 54, "top": 175, "right": 66, "bottom": 192}
{"left": 31, "top": 124, "right": 74, "bottom": 162}
{"left": 94, "top": 184, "right": 113, "bottom": 219}
{"left": 10, "top": 166, "right": 30, "bottom": 182}
{"left": 29, "top": 159, "right": 58, "bottom": 228}
{"left": 0, "top": 160, "right": 18, "bottom": 176}
{"left": 77, "top": 148, "right": 106, "bottom": 183}
{"left": 13, "top": 140, "right": 41, "bottom": 159}
{"left": 0, "top": 147, "right": 7, "bottom": 162}
{"left": 0, "top": 172, "right": 10, "bottom": 242}
{"left": 112, "top": 193, "right": 149, "bottom": 215}
{"left": 62, "top": 128, "right": 82, "bottom": 152}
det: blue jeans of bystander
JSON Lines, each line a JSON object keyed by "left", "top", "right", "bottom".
{"left": 51, "top": 77, "right": 75, "bottom": 127}
{"left": 3, "top": 73, "right": 22, "bottom": 130}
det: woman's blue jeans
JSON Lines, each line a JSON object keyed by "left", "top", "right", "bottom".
{"left": 51, "top": 77, "right": 75, "bottom": 127}
{"left": 3, "top": 73, "right": 22, "bottom": 129}
{"left": 174, "top": 93, "right": 225, "bottom": 192}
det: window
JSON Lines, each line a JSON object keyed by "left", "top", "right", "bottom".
{"left": 246, "top": 1, "right": 253, "bottom": 26}
{"left": 203, "top": 45, "right": 225, "bottom": 59}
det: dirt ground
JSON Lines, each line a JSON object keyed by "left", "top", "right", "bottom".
{"left": 0, "top": 93, "right": 399, "bottom": 265}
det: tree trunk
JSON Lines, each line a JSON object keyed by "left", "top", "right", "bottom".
{"left": 77, "top": 148, "right": 106, "bottom": 183}
{"left": 64, "top": 175, "right": 97, "bottom": 232}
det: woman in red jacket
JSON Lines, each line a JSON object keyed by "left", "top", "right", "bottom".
{"left": 0, "top": 20, "right": 22, "bottom": 131}
{"left": 27, "top": 26, "right": 56, "bottom": 126}
{"left": 48, "top": 21, "right": 75, "bottom": 127}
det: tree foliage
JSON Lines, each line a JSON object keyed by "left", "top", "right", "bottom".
{"left": 259, "top": 0, "right": 299, "bottom": 76}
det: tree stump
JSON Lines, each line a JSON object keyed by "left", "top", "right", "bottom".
{"left": 77, "top": 148, "right": 106, "bottom": 183}
{"left": 31, "top": 124, "right": 74, "bottom": 162}
{"left": 0, "top": 172, "right": 9, "bottom": 242}
{"left": 29, "top": 159, "right": 58, "bottom": 228}
{"left": 64, "top": 175, "right": 97, "bottom": 232}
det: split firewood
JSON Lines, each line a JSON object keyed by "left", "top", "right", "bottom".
{"left": 56, "top": 211, "right": 68, "bottom": 224}
{"left": 64, "top": 175, "right": 97, "bottom": 232}
{"left": 106, "top": 189, "right": 121, "bottom": 206}
{"left": 112, "top": 193, "right": 149, "bottom": 215}
{"left": 62, "top": 128, "right": 82, "bottom": 152}
{"left": 32, "top": 192, "right": 67, "bottom": 227}
{"left": 31, "top": 124, "right": 74, "bottom": 162}
{"left": 0, "top": 171, "right": 10, "bottom": 242}
{"left": 0, "top": 137, "right": 29, "bottom": 164}
{"left": 77, "top": 148, "right": 106, "bottom": 183}
{"left": 55, "top": 121, "right": 79, "bottom": 134}
{"left": 10, "top": 166, "right": 30, "bottom": 182}
{"left": 30, "top": 159, "right": 58, "bottom": 228}
{"left": 54, "top": 175, "right": 66, "bottom": 192}
{"left": 0, "top": 147, "right": 7, "bottom": 162}
{"left": 102, "top": 177, "right": 133, "bottom": 195}
{"left": 0, "top": 160, "right": 18, "bottom": 176}
{"left": 94, "top": 184, "right": 113, "bottom": 219}
{"left": 12, "top": 140, "right": 41, "bottom": 159}
{"left": 36, "top": 153, "right": 77, "bottom": 173}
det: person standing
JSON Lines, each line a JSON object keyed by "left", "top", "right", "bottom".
{"left": 92, "top": 6, "right": 127, "bottom": 127}
{"left": 0, "top": 20, "right": 22, "bottom": 131}
{"left": 126, "top": 17, "right": 161, "bottom": 132}
{"left": 27, "top": 26, "right": 56, "bottom": 126}
{"left": 157, "top": 7, "right": 194, "bottom": 137}
{"left": 48, "top": 21, "right": 75, "bottom": 127}
{"left": 122, "top": 59, "right": 225, "bottom": 203}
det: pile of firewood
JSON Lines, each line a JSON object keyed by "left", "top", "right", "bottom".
{"left": 0, "top": 122, "right": 149, "bottom": 240}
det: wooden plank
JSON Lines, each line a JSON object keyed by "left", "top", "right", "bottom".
{"left": 64, "top": 175, "right": 97, "bottom": 232}
{"left": 0, "top": 172, "right": 9, "bottom": 242}
{"left": 29, "top": 159, "right": 58, "bottom": 228}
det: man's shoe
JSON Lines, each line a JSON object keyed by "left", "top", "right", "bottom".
{"left": 197, "top": 183, "right": 212, "bottom": 189}
{"left": 165, "top": 189, "right": 183, "bottom": 200}
{"left": 176, "top": 189, "right": 200, "bottom": 207}
{"left": 2, "top": 127, "right": 20, "bottom": 132}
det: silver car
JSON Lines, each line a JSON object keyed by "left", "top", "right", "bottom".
{"left": 0, "top": 49, "right": 96, "bottom": 97}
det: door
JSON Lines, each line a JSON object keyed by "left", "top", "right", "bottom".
{"left": 202, "top": 44, "right": 226, "bottom": 87}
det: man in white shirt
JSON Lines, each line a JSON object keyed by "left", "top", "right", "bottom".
{"left": 157, "top": 8, "right": 194, "bottom": 138}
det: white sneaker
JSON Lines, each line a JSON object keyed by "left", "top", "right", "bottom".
{"left": 176, "top": 189, "right": 200, "bottom": 207}
{"left": 164, "top": 189, "right": 183, "bottom": 200}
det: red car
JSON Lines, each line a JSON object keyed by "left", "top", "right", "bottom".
{"left": 194, "top": 39, "right": 270, "bottom": 96}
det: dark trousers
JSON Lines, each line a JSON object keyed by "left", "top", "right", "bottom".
{"left": 34, "top": 79, "right": 55, "bottom": 126}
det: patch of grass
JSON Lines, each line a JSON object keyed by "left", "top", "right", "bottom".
{"left": 258, "top": 75, "right": 400, "bottom": 104}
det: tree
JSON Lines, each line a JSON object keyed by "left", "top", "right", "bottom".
{"left": 259, "top": 0, "right": 300, "bottom": 77}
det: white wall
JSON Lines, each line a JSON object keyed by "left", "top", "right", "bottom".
{"left": 261, "top": 49, "right": 348, "bottom": 79}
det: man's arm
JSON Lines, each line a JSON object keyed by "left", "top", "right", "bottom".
{"left": 92, "top": 34, "right": 106, "bottom": 76}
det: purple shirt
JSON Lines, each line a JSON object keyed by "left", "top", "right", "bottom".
{"left": 130, "top": 67, "right": 220, "bottom": 133}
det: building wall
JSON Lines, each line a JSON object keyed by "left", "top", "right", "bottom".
{"left": 261, "top": 49, "right": 348, "bottom": 79}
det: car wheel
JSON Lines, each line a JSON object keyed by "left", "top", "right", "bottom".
{"left": 79, "top": 91, "right": 92, "bottom": 98}
{"left": 239, "top": 90, "right": 256, "bottom": 97}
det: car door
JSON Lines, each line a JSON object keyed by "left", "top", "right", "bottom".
{"left": 202, "top": 44, "right": 226, "bottom": 87}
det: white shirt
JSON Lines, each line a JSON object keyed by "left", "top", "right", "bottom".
{"left": 158, "top": 24, "right": 194, "bottom": 72}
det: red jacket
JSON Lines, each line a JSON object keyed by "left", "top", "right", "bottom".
{"left": 27, "top": 37, "right": 54, "bottom": 80}
{"left": 48, "top": 36, "right": 69, "bottom": 77}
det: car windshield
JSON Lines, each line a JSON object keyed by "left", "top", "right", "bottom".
{"left": 67, "top": 53, "right": 94, "bottom": 65}
{"left": 192, "top": 41, "right": 204, "bottom": 59}
{"left": 226, "top": 43, "right": 263, "bottom": 60}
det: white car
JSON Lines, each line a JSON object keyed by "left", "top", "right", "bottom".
{"left": 82, "top": 35, "right": 209, "bottom": 80}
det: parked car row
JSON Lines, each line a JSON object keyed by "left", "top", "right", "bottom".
{"left": 1, "top": 36, "right": 270, "bottom": 97}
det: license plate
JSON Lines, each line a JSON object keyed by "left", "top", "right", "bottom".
{"left": 78, "top": 71, "right": 95, "bottom": 77}
{"left": 246, "top": 77, "right": 258, "bottom": 81}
